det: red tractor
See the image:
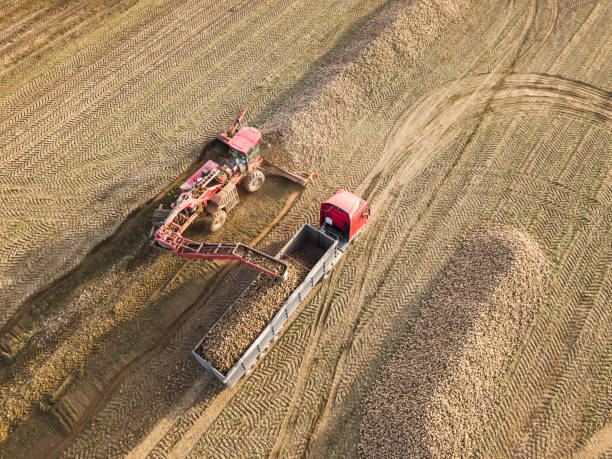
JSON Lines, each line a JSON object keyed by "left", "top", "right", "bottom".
{"left": 152, "top": 108, "right": 312, "bottom": 237}
{"left": 151, "top": 109, "right": 314, "bottom": 275}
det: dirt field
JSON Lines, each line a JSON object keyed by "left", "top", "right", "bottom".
{"left": 0, "top": 0, "right": 610, "bottom": 457}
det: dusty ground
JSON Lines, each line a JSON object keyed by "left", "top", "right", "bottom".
{"left": 197, "top": 252, "right": 314, "bottom": 375}
{"left": 0, "top": 0, "right": 610, "bottom": 457}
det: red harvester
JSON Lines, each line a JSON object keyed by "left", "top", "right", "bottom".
{"left": 151, "top": 108, "right": 315, "bottom": 281}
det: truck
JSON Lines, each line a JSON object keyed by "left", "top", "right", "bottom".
{"left": 192, "top": 189, "right": 370, "bottom": 386}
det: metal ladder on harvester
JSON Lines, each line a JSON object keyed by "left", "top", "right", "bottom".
{"left": 191, "top": 168, "right": 220, "bottom": 199}
{"left": 156, "top": 231, "right": 288, "bottom": 281}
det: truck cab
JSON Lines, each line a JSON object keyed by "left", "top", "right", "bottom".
{"left": 320, "top": 189, "right": 369, "bottom": 246}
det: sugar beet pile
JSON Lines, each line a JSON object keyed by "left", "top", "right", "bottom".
{"left": 261, "top": 0, "right": 468, "bottom": 173}
{"left": 359, "top": 227, "right": 549, "bottom": 458}
{"left": 197, "top": 251, "right": 321, "bottom": 375}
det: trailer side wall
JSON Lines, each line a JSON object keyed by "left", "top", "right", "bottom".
{"left": 192, "top": 224, "right": 338, "bottom": 386}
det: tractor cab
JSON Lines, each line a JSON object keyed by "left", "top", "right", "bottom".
{"left": 320, "top": 190, "right": 369, "bottom": 245}
{"left": 218, "top": 127, "right": 263, "bottom": 174}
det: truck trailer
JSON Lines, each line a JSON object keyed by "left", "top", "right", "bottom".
{"left": 192, "top": 189, "right": 369, "bottom": 386}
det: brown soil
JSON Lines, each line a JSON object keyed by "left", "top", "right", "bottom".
{"left": 0, "top": 0, "right": 140, "bottom": 74}
{"left": 360, "top": 227, "right": 549, "bottom": 458}
{"left": 574, "top": 423, "right": 612, "bottom": 459}
{"left": 0, "top": 0, "right": 389, "bottom": 329}
{"left": 0, "top": 0, "right": 609, "bottom": 457}
{"left": 196, "top": 251, "right": 318, "bottom": 375}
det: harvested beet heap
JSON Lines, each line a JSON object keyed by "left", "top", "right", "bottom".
{"left": 197, "top": 250, "right": 322, "bottom": 375}
{"left": 359, "top": 227, "right": 549, "bottom": 458}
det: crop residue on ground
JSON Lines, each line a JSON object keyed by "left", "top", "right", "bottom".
{"left": 360, "top": 227, "right": 549, "bottom": 458}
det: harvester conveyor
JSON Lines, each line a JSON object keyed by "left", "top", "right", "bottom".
{"left": 155, "top": 230, "right": 288, "bottom": 281}
{"left": 192, "top": 190, "right": 370, "bottom": 387}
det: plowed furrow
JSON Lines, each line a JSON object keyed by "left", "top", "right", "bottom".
{"left": 0, "top": 0, "right": 250, "bottom": 161}
{"left": 0, "top": 3, "right": 81, "bottom": 56}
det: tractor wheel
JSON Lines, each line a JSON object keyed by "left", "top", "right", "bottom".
{"left": 242, "top": 170, "right": 265, "bottom": 193}
{"left": 205, "top": 209, "right": 227, "bottom": 233}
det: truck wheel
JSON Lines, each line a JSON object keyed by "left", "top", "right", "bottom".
{"left": 242, "top": 170, "right": 265, "bottom": 193}
{"left": 205, "top": 209, "right": 227, "bottom": 233}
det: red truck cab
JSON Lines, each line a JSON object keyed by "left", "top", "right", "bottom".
{"left": 320, "top": 189, "right": 369, "bottom": 241}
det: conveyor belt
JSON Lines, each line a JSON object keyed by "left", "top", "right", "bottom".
{"left": 155, "top": 230, "right": 288, "bottom": 281}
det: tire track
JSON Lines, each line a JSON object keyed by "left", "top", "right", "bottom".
{"left": 302, "top": 1, "right": 611, "bottom": 454}
{"left": 0, "top": 0, "right": 208, "bottom": 121}
{"left": 0, "top": 5, "right": 49, "bottom": 44}
{"left": 0, "top": 0, "right": 247, "bottom": 160}
{"left": 517, "top": 0, "right": 558, "bottom": 64}
{"left": 0, "top": 2, "right": 81, "bottom": 56}
{"left": 2, "top": 0, "right": 609, "bottom": 455}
